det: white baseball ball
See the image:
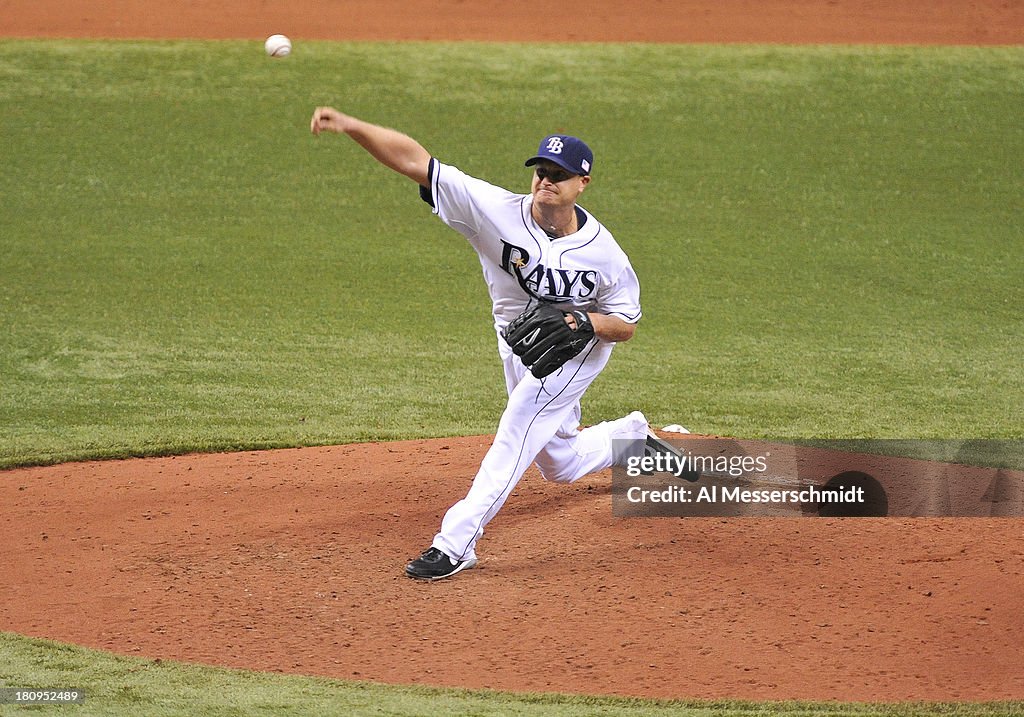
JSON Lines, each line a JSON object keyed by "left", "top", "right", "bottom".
{"left": 264, "top": 34, "right": 292, "bottom": 58}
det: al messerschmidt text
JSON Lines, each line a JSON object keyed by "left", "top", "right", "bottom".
{"left": 626, "top": 484, "right": 866, "bottom": 505}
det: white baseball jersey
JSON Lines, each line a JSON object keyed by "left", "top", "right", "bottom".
{"left": 423, "top": 159, "right": 642, "bottom": 330}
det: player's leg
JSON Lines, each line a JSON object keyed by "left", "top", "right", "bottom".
{"left": 533, "top": 409, "right": 650, "bottom": 484}
{"left": 495, "top": 340, "right": 649, "bottom": 483}
{"left": 422, "top": 341, "right": 612, "bottom": 569}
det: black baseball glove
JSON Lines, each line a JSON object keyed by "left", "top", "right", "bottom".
{"left": 502, "top": 303, "right": 595, "bottom": 378}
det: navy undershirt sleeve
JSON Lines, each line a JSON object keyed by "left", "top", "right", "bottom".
{"left": 418, "top": 157, "right": 436, "bottom": 208}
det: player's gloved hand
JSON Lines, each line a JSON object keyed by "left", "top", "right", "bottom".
{"left": 502, "top": 303, "right": 596, "bottom": 378}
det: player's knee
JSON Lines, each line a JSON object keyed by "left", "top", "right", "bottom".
{"left": 538, "top": 462, "right": 580, "bottom": 484}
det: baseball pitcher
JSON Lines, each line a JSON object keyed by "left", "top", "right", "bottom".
{"left": 311, "top": 107, "right": 680, "bottom": 580}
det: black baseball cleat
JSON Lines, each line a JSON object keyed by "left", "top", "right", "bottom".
{"left": 645, "top": 433, "right": 701, "bottom": 483}
{"left": 405, "top": 547, "right": 478, "bottom": 581}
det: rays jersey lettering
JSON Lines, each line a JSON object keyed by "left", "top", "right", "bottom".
{"left": 499, "top": 240, "right": 597, "bottom": 301}
{"left": 425, "top": 160, "right": 642, "bottom": 325}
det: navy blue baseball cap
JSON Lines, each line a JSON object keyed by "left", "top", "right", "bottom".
{"left": 525, "top": 135, "right": 594, "bottom": 176}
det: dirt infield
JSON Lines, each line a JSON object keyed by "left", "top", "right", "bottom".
{"left": 3, "top": 442, "right": 1023, "bottom": 701}
{"left": 2, "top": 0, "right": 1023, "bottom": 703}
{"left": 5, "top": 0, "right": 1024, "bottom": 44}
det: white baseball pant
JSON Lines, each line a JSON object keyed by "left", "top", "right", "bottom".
{"left": 432, "top": 335, "right": 648, "bottom": 562}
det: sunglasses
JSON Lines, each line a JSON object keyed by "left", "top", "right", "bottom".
{"left": 534, "top": 165, "right": 578, "bottom": 184}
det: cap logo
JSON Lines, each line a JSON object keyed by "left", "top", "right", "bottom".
{"left": 581, "top": 159, "right": 591, "bottom": 173}
{"left": 545, "top": 137, "right": 564, "bottom": 154}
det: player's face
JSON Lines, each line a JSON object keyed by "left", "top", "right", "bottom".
{"left": 531, "top": 161, "right": 590, "bottom": 206}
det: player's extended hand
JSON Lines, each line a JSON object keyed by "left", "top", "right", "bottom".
{"left": 310, "top": 106, "right": 351, "bottom": 135}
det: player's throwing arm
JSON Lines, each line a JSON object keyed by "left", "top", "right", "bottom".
{"left": 311, "top": 107, "right": 430, "bottom": 186}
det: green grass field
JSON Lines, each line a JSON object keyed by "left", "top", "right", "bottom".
{"left": 1, "top": 40, "right": 1022, "bottom": 714}
{"left": 3, "top": 632, "right": 1022, "bottom": 717}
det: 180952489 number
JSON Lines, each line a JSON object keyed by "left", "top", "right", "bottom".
{"left": 0, "top": 688, "right": 86, "bottom": 704}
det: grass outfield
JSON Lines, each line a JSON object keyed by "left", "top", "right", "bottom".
{"left": 0, "top": 40, "right": 1022, "bottom": 713}
{"left": 2, "top": 632, "right": 1022, "bottom": 717}
{"left": 0, "top": 41, "right": 1021, "bottom": 468}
